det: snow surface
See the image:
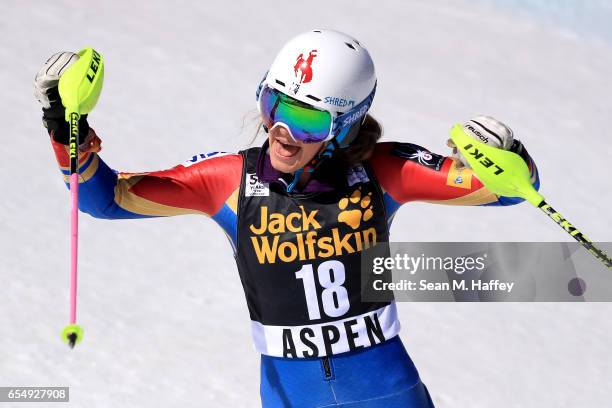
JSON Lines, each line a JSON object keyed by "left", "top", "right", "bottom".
{"left": 1, "top": 1, "right": 611, "bottom": 407}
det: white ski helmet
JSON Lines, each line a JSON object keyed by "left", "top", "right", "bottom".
{"left": 260, "top": 29, "right": 376, "bottom": 113}
{"left": 257, "top": 30, "right": 377, "bottom": 149}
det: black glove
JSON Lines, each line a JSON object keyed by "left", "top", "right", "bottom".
{"left": 42, "top": 86, "right": 90, "bottom": 145}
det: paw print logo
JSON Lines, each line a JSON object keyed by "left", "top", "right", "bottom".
{"left": 337, "top": 188, "right": 374, "bottom": 230}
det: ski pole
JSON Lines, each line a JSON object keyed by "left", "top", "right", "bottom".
{"left": 57, "top": 48, "right": 105, "bottom": 348}
{"left": 450, "top": 124, "right": 612, "bottom": 269}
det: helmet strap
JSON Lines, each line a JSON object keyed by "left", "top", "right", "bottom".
{"left": 286, "top": 140, "right": 335, "bottom": 193}
{"left": 285, "top": 168, "right": 304, "bottom": 193}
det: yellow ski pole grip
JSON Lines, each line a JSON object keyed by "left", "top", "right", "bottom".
{"left": 59, "top": 47, "right": 104, "bottom": 119}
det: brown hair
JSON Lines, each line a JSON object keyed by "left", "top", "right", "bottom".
{"left": 334, "top": 114, "right": 383, "bottom": 166}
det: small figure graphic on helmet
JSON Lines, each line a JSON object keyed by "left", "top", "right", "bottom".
{"left": 294, "top": 50, "right": 317, "bottom": 84}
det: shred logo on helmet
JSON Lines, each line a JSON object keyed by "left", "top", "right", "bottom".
{"left": 293, "top": 50, "right": 317, "bottom": 84}
{"left": 323, "top": 96, "right": 355, "bottom": 108}
{"left": 341, "top": 103, "right": 370, "bottom": 128}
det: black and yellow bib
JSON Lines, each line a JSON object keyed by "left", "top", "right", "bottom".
{"left": 235, "top": 147, "right": 399, "bottom": 358}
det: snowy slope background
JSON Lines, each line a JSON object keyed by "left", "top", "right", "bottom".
{"left": 1, "top": 1, "right": 611, "bottom": 407}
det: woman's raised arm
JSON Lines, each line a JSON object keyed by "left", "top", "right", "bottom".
{"left": 49, "top": 132, "right": 242, "bottom": 220}
{"left": 368, "top": 137, "right": 539, "bottom": 216}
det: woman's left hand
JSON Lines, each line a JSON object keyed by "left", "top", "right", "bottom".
{"left": 447, "top": 115, "right": 517, "bottom": 168}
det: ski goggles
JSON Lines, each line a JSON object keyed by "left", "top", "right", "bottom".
{"left": 257, "top": 83, "right": 376, "bottom": 144}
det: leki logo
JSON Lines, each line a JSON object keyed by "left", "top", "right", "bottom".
{"left": 462, "top": 143, "right": 505, "bottom": 175}
{"left": 294, "top": 50, "right": 317, "bottom": 84}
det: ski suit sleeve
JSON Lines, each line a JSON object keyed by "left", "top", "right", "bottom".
{"left": 50, "top": 128, "right": 243, "bottom": 225}
{"left": 367, "top": 141, "right": 540, "bottom": 218}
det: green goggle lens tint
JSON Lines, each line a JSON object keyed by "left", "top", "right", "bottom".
{"left": 259, "top": 87, "right": 332, "bottom": 143}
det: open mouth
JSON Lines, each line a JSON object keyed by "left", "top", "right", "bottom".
{"left": 273, "top": 138, "right": 301, "bottom": 159}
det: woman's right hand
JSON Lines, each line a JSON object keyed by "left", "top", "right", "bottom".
{"left": 33, "top": 51, "right": 90, "bottom": 145}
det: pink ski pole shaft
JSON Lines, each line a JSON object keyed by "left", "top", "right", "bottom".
{"left": 69, "top": 172, "right": 79, "bottom": 324}
{"left": 63, "top": 111, "right": 83, "bottom": 348}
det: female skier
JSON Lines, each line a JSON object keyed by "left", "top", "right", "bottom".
{"left": 35, "top": 30, "right": 538, "bottom": 407}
